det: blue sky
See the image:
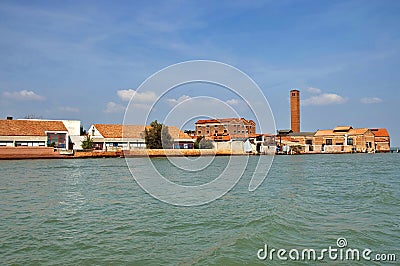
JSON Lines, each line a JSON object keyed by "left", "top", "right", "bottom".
{"left": 0, "top": 0, "right": 399, "bottom": 146}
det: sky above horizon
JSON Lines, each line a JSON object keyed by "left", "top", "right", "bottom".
{"left": 0, "top": 0, "right": 399, "bottom": 146}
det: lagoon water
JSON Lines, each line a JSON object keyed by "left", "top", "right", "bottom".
{"left": 1, "top": 154, "right": 399, "bottom": 265}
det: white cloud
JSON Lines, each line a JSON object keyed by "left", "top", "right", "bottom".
{"left": 3, "top": 90, "right": 44, "bottom": 101}
{"left": 302, "top": 93, "right": 347, "bottom": 106}
{"left": 117, "top": 89, "right": 156, "bottom": 102}
{"left": 104, "top": 101, "right": 126, "bottom": 113}
{"left": 306, "top": 87, "right": 322, "bottom": 94}
{"left": 58, "top": 106, "right": 79, "bottom": 113}
{"left": 226, "top": 99, "right": 240, "bottom": 105}
{"left": 130, "top": 103, "right": 151, "bottom": 110}
{"left": 166, "top": 95, "right": 192, "bottom": 105}
{"left": 360, "top": 97, "right": 383, "bottom": 104}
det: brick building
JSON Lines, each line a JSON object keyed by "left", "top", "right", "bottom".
{"left": 313, "top": 126, "right": 375, "bottom": 153}
{"left": 276, "top": 126, "right": 390, "bottom": 154}
{"left": 370, "top": 128, "right": 390, "bottom": 152}
{"left": 276, "top": 89, "right": 391, "bottom": 154}
{"left": 195, "top": 118, "right": 256, "bottom": 141}
{"left": 276, "top": 130, "right": 315, "bottom": 152}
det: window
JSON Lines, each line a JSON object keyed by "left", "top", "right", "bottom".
{"left": 326, "top": 139, "right": 332, "bottom": 145}
{"left": 347, "top": 138, "right": 353, "bottom": 145}
{"left": 215, "top": 130, "right": 218, "bottom": 133}
{"left": 224, "top": 130, "right": 227, "bottom": 133}
{"left": 206, "top": 125, "right": 209, "bottom": 128}
{"left": 198, "top": 131, "right": 201, "bottom": 134}
{"left": 233, "top": 130, "right": 236, "bottom": 133}
{"left": 206, "top": 131, "right": 209, "bottom": 134}
{"left": 0, "top": 141, "right": 13, "bottom": 146}
{"left": 16, "top": 142, "right": 28, "bottom": 147}
{"left": 292, "top": 92, "right": 296, "bottom": 96}
{"left": 47, "top": 133, "right": 67, "bottom": 148}
{"left": 214, "top": 125, "right": 218, "bottom": 128}
{"left": 306, "top": 139, "right": 312, "bottom": 145}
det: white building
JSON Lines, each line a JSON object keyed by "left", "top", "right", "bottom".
{"left": 88, "top": 124, "right": 195, "bottom": 151}
{"left": 0, "top": 118, "right": 84, "bottom": 150}
{"left": 0, "top": 119, "right": 69, "bottom": 149}
{"left": 17, "top": 119, "right": 83, "bottom": 150}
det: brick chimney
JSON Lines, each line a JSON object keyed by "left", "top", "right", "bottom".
{"left": 290, "top": 90, "right": 300, "bottom": 132}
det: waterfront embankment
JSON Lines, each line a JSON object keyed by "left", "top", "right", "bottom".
{"left": 0, "top": 147, "right": 246, "bottom": 160}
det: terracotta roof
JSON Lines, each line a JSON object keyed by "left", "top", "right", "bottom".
{"left": 94, "top": 124, "right": 143, "bottom": 138}
{"left": 315, "top": 128, "right": 369, "bottom": 136}
{"left": 195, "top": 119, "right": 219, "bottom": 124}
{"left": 333, "top": 126, "right": 352, "bottom": 132}
{"left": 314, "top": 130, "right": 334, "bottom": 136}
{"left": 287, "top": 132, "right": 316, "bottom": 136}
{"left": 0, "top": 119, "right": 67, "bottom": 136}
{"left": 212, "top": 135, "right": 231, "bottom": 141}
{"left": 248, "top": 133, "right": 260, "bottom": 138}
{"left": 349, "top": 128, "right": 370, "bottom": 135}
{"left": 195, "top": 118, "right": 255, "bottom": 125}
{"left": 94, "top": 124, "right": 192, "bottom": 139}
{"left": 167, "top": 126, "right": 192, "bottom": 139}
{"left": 370, "top": 128, "right": 389, "bottom": 137}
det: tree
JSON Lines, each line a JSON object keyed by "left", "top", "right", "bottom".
{"left": 199, "top": 137, "right": 214, "bottom": 149}
{"left": 194, "top": 136, "right": 203, "bottom": 149}
{"left": 144, "top": 120, "right": 173, "bottom": 149}
{"left": 81, "top": 135, "right": 93, "bottom": 150}
{"left": 194, "top": 136, "right": 214, "bottom": 149}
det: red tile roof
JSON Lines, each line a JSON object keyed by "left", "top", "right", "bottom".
{"left": 212, "top": 135, "right": 231, "bottom": 141}
{"left": 333, "top": 126, "right": 353, "bottom": 132}
{"left": 94, "top": 124, "right": 192, "bottom": 139}
{"left": 315, "top": 128, "right": 370, "bottom": 136}
{"left": 195, "top": 119, "right": 220, "bottom": 124}
{"left": 195, "top": 118, "right": 255, "bottom": 125}
{"left": 370, "top": 128, "right": 389, "bottom": 137}
{"left": 0, "top": 119, "right": 67, "bottom": 136}
{"left": 94, "top": 124, "right": 145, "bottom": 139}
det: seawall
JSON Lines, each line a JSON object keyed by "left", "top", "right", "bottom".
{"left": 0, "top": 147, "right": 65, "bottom": 159}
{"left": 0, "top": 147, "right": 247, "bottom": 160}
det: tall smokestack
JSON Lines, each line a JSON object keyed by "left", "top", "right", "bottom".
{"left": 290, "top": 89, "right": 300, "bottom": 132}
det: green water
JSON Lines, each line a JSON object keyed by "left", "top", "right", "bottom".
{"left": 1, "top": 154, "right": 399, "bottom": 265}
